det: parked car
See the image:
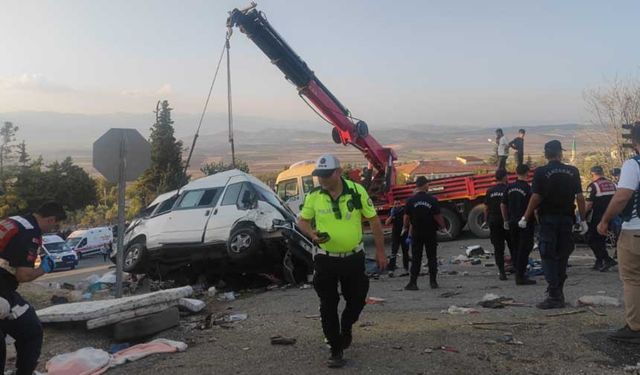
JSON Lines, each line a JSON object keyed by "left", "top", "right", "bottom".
{"left": 38, "top": 234, "right": 78, "bottom": 270}
{"left": 66, "top": 227, "right": 113, "bottom": 259}
{"left": 119, "top": 169, "right": 313, "bottom": 284}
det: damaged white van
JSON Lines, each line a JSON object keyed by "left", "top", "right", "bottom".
{"left": 120, "top": 169, "right": 312, "bottom": 284}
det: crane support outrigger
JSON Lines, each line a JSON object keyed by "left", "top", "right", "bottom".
{"left": 227, "top": 3, "right": 397, "bottom": 204}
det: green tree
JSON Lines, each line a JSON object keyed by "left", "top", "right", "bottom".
{"left": 17, "top": 140, "right": 30, "bottom": 167}
{"left": 200, "top": 159, "right": 249, "bottom": 175}
{"left": 0, "top": 122, "right": 19, "bottom": 190}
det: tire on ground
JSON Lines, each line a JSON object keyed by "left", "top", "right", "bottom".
{"left": 468, "top": 204, "right": 490, "bottom": 239}
{"left": 113, "top": 307, "right": 180, "bottom": 342}
{"left": 437, "top": 206, "right": 462, "bottom": 242}
{"left": 226, "top": 225, "right": 261, "bottom": 262}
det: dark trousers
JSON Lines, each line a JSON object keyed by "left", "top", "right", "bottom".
{"left": 388, "top": 227, "right": 409, "bottom": 271}
{"left": 410, "top": 234, "right": 438, "bottom": 283}
{"left": 509, "top": 224, "right": 535, "bottom": 278}
{"left": 587, "top": 222, "right": 612, "bottom": 262}
{"left": 313, "top": 251, "right": 369, "bottom": 351}
{"left": 515, "top": 152, "right": 524, "bottom": 167}
{"left": 0, "top": 291, "right": 43, "bottom": 375}
{"left": 497, "top": 156, "right": 507, "bottom": 170}
{"left": 489, "top": 221, "right": 512, "bottom": 274}
{"left": 538, "top": 215, "right": 575, "bottom": 299}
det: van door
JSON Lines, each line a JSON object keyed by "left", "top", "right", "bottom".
{"left": 157, "top": 188, "right": 223, "bottom": 244}
{"left": 204, "top": 181, "right": 257, "bottom": 244}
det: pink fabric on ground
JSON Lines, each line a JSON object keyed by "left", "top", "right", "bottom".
{"left": 45, "top": 339, "right": 187, "bottom": 375}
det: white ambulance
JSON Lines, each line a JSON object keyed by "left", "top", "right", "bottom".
{"left": 65, "top": 227, "right": 113, "bottom": 259}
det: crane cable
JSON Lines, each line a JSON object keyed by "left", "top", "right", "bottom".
{"left": 182, "top": 34, "right": 230, "bottom": 182}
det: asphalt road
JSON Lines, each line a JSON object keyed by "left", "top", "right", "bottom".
{"left": 38, "top": 253, "right": 112, "bottom": 285}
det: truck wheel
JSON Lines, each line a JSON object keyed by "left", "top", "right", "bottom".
{"left": 123, "top": 242, "right": 147, "bottom": 273}
{"left": 468, "top": 204, "right": 490, "bottom": 239}
{"left": 227, "top": 225, "right": 261, "bottom": 262}
{"left": 437, "top": 207, "right": 462, "bottom": 242}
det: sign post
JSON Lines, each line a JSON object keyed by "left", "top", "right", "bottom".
{"left": 93, "top": 129, "right": 151, "bottom": 298}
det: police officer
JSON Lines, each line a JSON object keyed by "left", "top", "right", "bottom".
{"left": 585, "top": 166, "right": 617, "bottom": 271}
{"left": 484, "top": 169, "right": 512, "bottom": 280}
{"left": 520, "top": 140, "right": 587, "bottom": 309}
{"left": 598, "top": 124, "right": 640, "bottom": 343}
{"left": 501, "top": 164, "right": 536, "bottom": 285}
{"left": 0, "top": 202, "right": 66, "bottom": 375}
{"left": 403, "top": 176, "right": 445, "bottom": 290}
{"left": 297, "top": 154, "right": 386, "bottom": 368}
{"left": 385, "top": 200, "right": 410, "bottom": 277}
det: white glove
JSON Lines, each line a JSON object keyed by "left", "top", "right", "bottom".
{"left": 579, "top": 221, "right": 589, "bottom": 235}
{"left": 0, "top": 297, "right": 10, "bottom": 320}
{"left": 518, "top": 217, "right": 527, "bottom": 229}
{"left": 503, "top": 221, "right": 510, "bottom": 231}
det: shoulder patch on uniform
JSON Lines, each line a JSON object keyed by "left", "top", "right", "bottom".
{"left": 367, "top": 198, "right": 373, "bottom": 207}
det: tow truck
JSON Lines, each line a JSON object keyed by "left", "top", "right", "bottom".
{"left": 228, "top": 3, "right": 523, "bottom": 240}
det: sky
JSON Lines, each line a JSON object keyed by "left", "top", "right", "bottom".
{"left": 1, "top": 0, "right": 640, "bottom": 127}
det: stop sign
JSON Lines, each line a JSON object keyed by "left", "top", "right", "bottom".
{"left": 93, "top": 128, "right": 151, "bottom": 182}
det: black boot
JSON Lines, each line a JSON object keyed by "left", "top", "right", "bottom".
{"left": 536, "top": 288, "right": 565, "bottom": 309}
{"left": 498, "top": 264, "right": 507, "bottom": 281}
{"left": 515, "top": 275, "right": 536, "bottom": 285}
{"left": 327, "top": 346, "right": 346, "bottom": 368}
{"left": 429, "top": 273, "right": 438, "bottom": 289}
{"left": 405, "top": 276, "right": 419, "bottom": 291}
{"left": 599, "top": 258, "right": 618, "bottom": 272}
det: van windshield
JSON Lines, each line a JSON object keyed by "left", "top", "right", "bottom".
{"left": 66, "top": 237, "right": 82, "bottom": 248}
{"left": 45, "top": 242, "right": 72, "bottom": 253}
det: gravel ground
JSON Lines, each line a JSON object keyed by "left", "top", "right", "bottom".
{"left": 11, "top": 234, "right": 637, "bottom": 374}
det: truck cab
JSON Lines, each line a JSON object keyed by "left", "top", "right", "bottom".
{"left": 275, "top": 160, "right": 318, "bottom": 214}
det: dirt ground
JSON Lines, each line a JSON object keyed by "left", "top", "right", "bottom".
{"left": 10, "top": 235, "right": 639, "bottom": 374}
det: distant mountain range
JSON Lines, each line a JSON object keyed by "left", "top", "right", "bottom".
{"left": 0, "top": 111, "right": 605, "bottom": 175}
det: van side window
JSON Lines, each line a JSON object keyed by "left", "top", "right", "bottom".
{"left": 79, "top": 238, "right": 87, "bottom": 247}
{"left": 302, "top": 176, "right": 315, "bottom": 193}
{"left": 177, "top": 189, "right": 220, "bottom": 209}
{"left": 237, "top": 183, "right": 256, "bottom": 210}
{"left": 155, "top": 195, "right": 178, "bottom": 215}
{"left": 276, "top": 178, "right": 298, "bottom": 201}
{"left": 221, "top": 183, "right": 243, "bottom": 206}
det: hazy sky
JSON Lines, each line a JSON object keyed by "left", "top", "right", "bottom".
{"left": 1, "top": 0, "right": 639, "bottom": 127}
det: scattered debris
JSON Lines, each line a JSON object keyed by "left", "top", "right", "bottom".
{"left": 447, "top": 270, "right": 459, "bottom": 275}
{"left": 61, "top": 282, "right": 76, "bottom": 291}
{"left": 217, "top": 292, "right": 237, "bottom": 302}
{"left": 440, "top": 291, "right": 461, "bottom": 298}
{"left": 588, "top": 306, "right": 606, "bottom": 317}
{"left": 546, "top": 309, "right": 587, "bottom": 318}
{"left": 451, "top": 255, "right": 469, "bottom": 264}
{"left": 577, "top": 295, "right": 621, "bottom": 307}
{"left": 423, "top": 348, "right": 433, "bottom": 354}
{"left": 366, "top": 297, "right": 386, "bottom": 305}
{"left": 496, "top": 334, "right": 523, "bottom": 345}
{"left": 462, "top": 271, "right": 469, "bottom": 276}
{"left": 359, "top": 321, "right": 375, "bottom": 327}
{"left": 465, "top": 245, "right": 485, "bottom": 257}
{"left": 207, "top": 287, "right": 217, "bottom": 297}
{"left": 270, "top": 335, "right": 297, "bottom": 345}
{"left": 439, "top": 346, "right": 459, "bottom": 353}
{"left": 441, "top": 306, "right": 479, "bottom": 315}
{"left": 624, "top": 362, "right": 640, "bottom": 373}
{"left": 299, "top": 284, "right": 312, "bottom": 290}
{"left": 50, "top": 296, "right": 69, "bottom": 305}
{"left": 45, "top": 339, "right": 187, "bottom": 375}
{"left": 478, "top": 294, "right": 520, "bottom": 309}
{"left": 392, "top": 345, "right": 403, "bottom": 350}
{"left": 304, "top": 314, "right": 321, "bottom": 319}
{"left": 470, "top": 259, "right": 482, "bottom": 266}
{"left": 114, "top": 307, "right": 180, "bottom": 341}
{"left": 178, "top": 298, "right": 206, "bottom": 313}
{"left": 227, "top": 313, "right": 248, "bottom": 322}
{"left": 483, "top": 263, "right": 495, "bottom": 267}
